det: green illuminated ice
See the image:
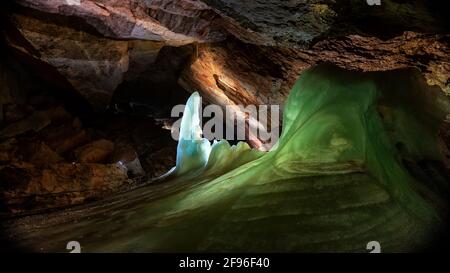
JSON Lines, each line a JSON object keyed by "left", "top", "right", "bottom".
{"left": 172, "top": 65, "right": 446, "bottom": 225}
{"left": 8, "top": 65, "right": 449, "bottom": 252}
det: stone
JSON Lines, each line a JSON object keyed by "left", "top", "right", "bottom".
{"left": 146, "top": 0, "right": 226, "bottom": 42}
{"left": 36, "top": 115, "right": 91, "bottom": 155}
{"left": 10, "top": 13, "right": 130, "bottom": 111}
{"left": 31, "top": 143, "right": 64, "bottom": 166}
{"left": 74, "top": 139, "right": 115, "bottom": 163}
{"left": 2, "top": 104, "right": 32, "bottom": 124}
{"left": 0, "top": 162, "right": 129, "bottom": 213}
{"left": 0, "top": 138, "right": 18, "bottom": 164}
{"left": 201, "top": 0, "right": 336, "bottom": 47}
{"left": 0, "top": 138, "right": 64, "bottom": 168}
{"left": 0, "top": 110, "right": 52, "bottom": 140}
{"left": 112, "top": 146, "right": 145, "bottom": 177}
{"left": 8, "top": 12, "right": 169, "bottom": 111}
{"left": 180, "top": 32, "right": 450, "bottom": 111}
{"left": 144, "top": 146, "right": 177, "bottom": 178}
{"left": 125, "top": 40, "right": 165, "bottom": 81}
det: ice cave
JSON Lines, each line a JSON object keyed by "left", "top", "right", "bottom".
{"left": 0, "top": 0, "right": 449, "bottom": 253}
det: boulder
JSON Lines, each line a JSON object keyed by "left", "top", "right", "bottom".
{"left": 112, "top": 146, "right": 145, "bottom": 177}
{"left": 0, "top": 110, "right": 52, "bottom": 140}
{"left": 74, "top": 139, "right": 115, "bottom": 163}
{"left": 0, "top": 162, "right": 129, "bottom": 213}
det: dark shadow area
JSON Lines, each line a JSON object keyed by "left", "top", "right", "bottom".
{"left": 328, "top": 0, "right": 449, "bottom": 40}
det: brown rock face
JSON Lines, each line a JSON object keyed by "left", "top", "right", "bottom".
{"left": 16, "top": 0, "right": 225, "bottom": 43}
{"left": 0, "top": 86, "right": 145, "bottom": 213}
{"left": 180, "top": 33, "right": 450, "bottom": 109}
{"left": 74, "top": 139, "right": 114, "bottom": 163}
{"left": 21, "top": 142, "right": 64, "bottom": 167}
{"left": 0, "top": 104, "right": 160, "bottom": 213}
{"left": 3, "top": 0, "right": 449, "bottom": 111}
{"left": 143, "top": 146, "right": 177, "bottom": 178}
{"left": 7, "top": 12, "right": 165, "bottom": 111}
{"left": 0, "top": 162, "right": 128, "bottom": 213}
{"left": 0, "top": 110, "right": 52, "bottom": 139}
{"left": 0, "top": 0, "right": 448, "bottom": 213}
{"left": 201, "top": 0, "right": 336, "bottom": 47}
{"left": 147, "top": 0, "right": 226, "bottom": 42}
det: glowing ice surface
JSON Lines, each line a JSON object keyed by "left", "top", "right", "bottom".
{"left": 174, "top": 92, "right": 212, "bottom": 175}
{"left": 9, "top": 65, "right": 449, "bottom": 252}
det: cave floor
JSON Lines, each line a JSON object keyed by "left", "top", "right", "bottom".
{"left": 1, "top": 167, "right": 437, "bottom": 252}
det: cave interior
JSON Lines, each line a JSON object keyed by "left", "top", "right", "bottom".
{"left": 0, "top": 0, "right": 449, "bottom": 252}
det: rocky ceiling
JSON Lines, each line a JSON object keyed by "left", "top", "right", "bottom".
{"left": 1, "top": 0, "right": 448, "bottom": 112}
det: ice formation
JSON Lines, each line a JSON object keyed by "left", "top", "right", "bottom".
{"left": 174, "top": 92, "right": 212, "bottom": 175}
{"left": 19, "top": 65, "right": 449, "bottom": 252}
{"left": 173, "top": 91, "right": 264, "bottom": 177}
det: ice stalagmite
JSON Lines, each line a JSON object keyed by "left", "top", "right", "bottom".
{"left": 174, "top": 92, "right": 211, "bottom": 175}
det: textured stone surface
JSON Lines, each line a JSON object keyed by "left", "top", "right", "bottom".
{"left": 147, "top": 0, "right": 226, "bottom": 42}
{"left": 5, "top": 0, "right": 449, "bottom": 111}
{"left": 1, "top": 0, "right": 449, "bottom": 213}
{"left": 0, "top": 162, "right": 128, "bottom": 213}
{"left": 7, "top": 13, "right": 165, "bottom": 111}
{"left": 0, "top": 92, "right": 148, "bottom": 213}
{"left": 74, "top": 139, "right": 115, "bottom": 163}
{"left": 201, "top": 0, "right": 336, "bottom": 47}
{"left": 180, "top": 32, "right": 450, "bottom": 110}
{"left": 16, "top": 0, "right": 225, "bottom": 43}
{"left": 0, "top": 106, "right": 70, "bottom": 140}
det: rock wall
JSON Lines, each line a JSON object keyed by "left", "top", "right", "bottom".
{"left": 180, "top": 33, "right": 449, "bottom": 110}
{"left": 3, "top": 0, "right": 448, "bottom": 110}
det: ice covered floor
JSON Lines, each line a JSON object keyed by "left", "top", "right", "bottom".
{"left": 2, "top": 65, "right": 448, "bottom": 252}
